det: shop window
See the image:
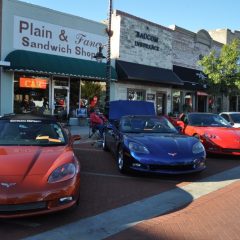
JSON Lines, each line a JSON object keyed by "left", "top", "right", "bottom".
{"left": 127, "top": 89, "right": 146, "bottom": 101}
{"left": 14, "top": 74, "right": 50, "bottom": 114}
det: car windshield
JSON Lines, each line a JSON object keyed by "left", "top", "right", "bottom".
{"left": 120, "top": 116, "right": 178, "bottom": 133}
{"left": 0, "top": 120, "right": 66, "bottom": 146}
{"left": 230, "top": 113, "right": 240, "bottom": 123}
{"left": 188, "top": 114, "right": 232, "bottom": 127}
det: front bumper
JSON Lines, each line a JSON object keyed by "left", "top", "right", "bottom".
{"left": 0, "top": 176, "right": 80, "bottom": 218}
{"left": 124, "top": 151, "right": 206, "bottom": 174}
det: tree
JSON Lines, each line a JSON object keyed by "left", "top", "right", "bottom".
{"left": 81, "top": 81, "right": 104, "bottom": 109}
{"left": 198, "top": 38, "right": 240, "bottom": 97}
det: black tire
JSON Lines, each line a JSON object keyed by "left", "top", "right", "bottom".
{"left": 102, "top": 132, "right": 109, "bottom": 151}
{"left": 117, "top": 147, "right": 127, "bottom": 174}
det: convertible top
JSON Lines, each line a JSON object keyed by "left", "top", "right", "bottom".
{"left": 109, "top": 100, "right": 155, "bottom": 121}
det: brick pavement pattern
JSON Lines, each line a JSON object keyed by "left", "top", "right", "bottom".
{"left": 106, "top": 181, "right": 240, "bottom": 240}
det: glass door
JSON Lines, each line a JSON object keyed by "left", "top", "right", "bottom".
{"left": 52, "top": 78, "right": 70, "bottom": 120}
{"left": 156, "top": 92, "right": 166, "bottom": 115}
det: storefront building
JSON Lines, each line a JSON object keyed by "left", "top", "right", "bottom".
{"left": 110, "top": 10, "right": 183, "bottom": 115}
{"left": 0, "top": 1, "right": 235, "bottom": 117}
{"left": 170, "top": 26, "right": 224, "bottom": 114}
{"left": 109, "top": 10, "right": 226, "bottom": 115}
{"left": 209, "top": 29, "right": 240, "bottom": 112}
{"left": 0, "top": 0, "right": 116, "bottom": 116}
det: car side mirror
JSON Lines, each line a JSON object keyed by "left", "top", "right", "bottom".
{"left": 106, "top": 123, "right": 113, "bottom": 130}
{"left": 176, "top": 120, "right": 185, "bottom": 129}
{"left": 112, "top": 120, "right": 119, "bottom": 129}
{"left": 70, "top": 135, "right": 81, "bottom": 144}
{"left": 175, "top": 126, "right": 182, "bottom": 133}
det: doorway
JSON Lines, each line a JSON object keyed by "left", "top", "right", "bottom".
{"left": 197, "top": 96, "right": 207, "bottom": 112}
{"left": 52, "top": 78, "right": 70, "bottom": 119}
{"left": 156, "top": 92, "right": 166, "bottom": 115}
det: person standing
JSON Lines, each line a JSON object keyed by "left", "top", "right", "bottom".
{"left": 21, "top": 97, "right": 29, "bottom": 113}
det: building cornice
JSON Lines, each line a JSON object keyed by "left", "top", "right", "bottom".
{"left": 115, "top": 10, "right": 173, "bottom": 32}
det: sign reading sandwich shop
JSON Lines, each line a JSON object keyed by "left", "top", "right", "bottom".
{"left": 14, "top": 16, "right": 107, "bottom": 61}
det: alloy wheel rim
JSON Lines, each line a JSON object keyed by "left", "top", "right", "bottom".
{"left": 118, "top": 150, "right": 123, "bottom": 169}
{"left": 102, "top": 133, "right": 106, "bottom": 148}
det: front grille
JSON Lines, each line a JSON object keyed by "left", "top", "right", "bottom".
{"left": 148, "top": 164, "right": 195, "bottom": 171}
{"left": 0, "top": 201, "right": 47, "bottom": 212}
{"left": 223, "top": 148, "right": 240, "bottom": 153}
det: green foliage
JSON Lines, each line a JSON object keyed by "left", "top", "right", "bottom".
{"left": 81, "top": 81, "right": 104, "bottom": 107}
{"left": 198, "top": 38, "right": 240, "bottom": 96}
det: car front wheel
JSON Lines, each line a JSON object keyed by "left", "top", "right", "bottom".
{"left": 102, "top": 132, "right": 109, "bottom": 151}
{"left": 117, "top": 147, "right": 127, "bottom": 174}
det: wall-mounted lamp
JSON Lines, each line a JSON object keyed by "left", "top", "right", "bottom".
{"left": 93, "top": 46, "right": 106, "bottom": 63}
{"left": 167, "top": 94, "right": 171, "bottom": 100}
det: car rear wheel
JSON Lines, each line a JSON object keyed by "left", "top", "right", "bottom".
{"left": 102, "top": 132, "right": 109, "bottom": 151}
{"left": 117, "top": 147, "right": 127, "bottom": 174}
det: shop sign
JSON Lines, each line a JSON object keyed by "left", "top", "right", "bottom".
{"left": 19, "top": 77, "right": 47, "bottom": 89}
{"left": 134, "top": 31, "right": 159, "bottom": 51}
{"left": 147, "top": 93, "right": 155, "bottom": 100}
{"left": 14, "top": 16, "right": 107, "bottom": 61}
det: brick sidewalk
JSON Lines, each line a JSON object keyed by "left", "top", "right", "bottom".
{"left": 106, "top": 180, "right": 240, "bottom": 240}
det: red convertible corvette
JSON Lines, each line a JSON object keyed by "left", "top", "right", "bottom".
{"left": 176, "top": 112, "right": 240, "bottom": 155}
{"left": 0, "top": 114, "right": 81, "bottom": 218}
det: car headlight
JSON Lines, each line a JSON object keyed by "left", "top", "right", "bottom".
{"left": 129, "top": 142, "right": 149, "bottom": 154}
{"left": 192, "top": 141, "right": 205, "bottom": 154}
{"left": 48, "top": 163, "right": 76, "bottom": 183}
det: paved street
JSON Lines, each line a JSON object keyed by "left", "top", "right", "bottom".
{"left": 107, "top": 180, "right": 240, "bottom": 240}
{"left": 0, "top": 125, "right": 240, "bottom": 240}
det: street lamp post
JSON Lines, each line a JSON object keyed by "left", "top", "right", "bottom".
{"left": 105, "top": 0, "right": 113, "bottom": 117}
{"left": 94, "top": 0, "right": 113, "bottom": 117}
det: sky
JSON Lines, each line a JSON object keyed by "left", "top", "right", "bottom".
{"left": 19, "top": 0, "right": 240, "bottom": 33}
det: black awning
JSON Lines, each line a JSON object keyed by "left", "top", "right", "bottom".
{"left": 173, "top": 65, "right": 207, "bottom": 90}
{"left": 116, "top": 60, "right": 183, "bottom": 86}
{"left": 4, "top": 50, "right": 117, "bottom": 80}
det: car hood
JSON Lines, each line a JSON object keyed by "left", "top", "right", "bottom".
{"left": 201, "top": 127, "right": 240, "bottom": 148}
{"left": 0, "top": 146, "right": 72, "bottom": 179}
{"left": 125, "top": 133, "right": 199, "bottom": 156}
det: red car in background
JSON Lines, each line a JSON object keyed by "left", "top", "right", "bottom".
{"left": 0, "top": 114, "right": 81, "bottom": 218}
{"left": 175, "top": 112, "right": 240, "bottom": 155}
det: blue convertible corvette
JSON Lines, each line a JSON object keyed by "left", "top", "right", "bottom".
{"left": 102, "top": 100, "right": 206, "bottom": 174}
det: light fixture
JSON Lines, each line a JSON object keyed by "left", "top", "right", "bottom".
{"left": 93, "top": 46, "right": 106, "bottom": 63}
